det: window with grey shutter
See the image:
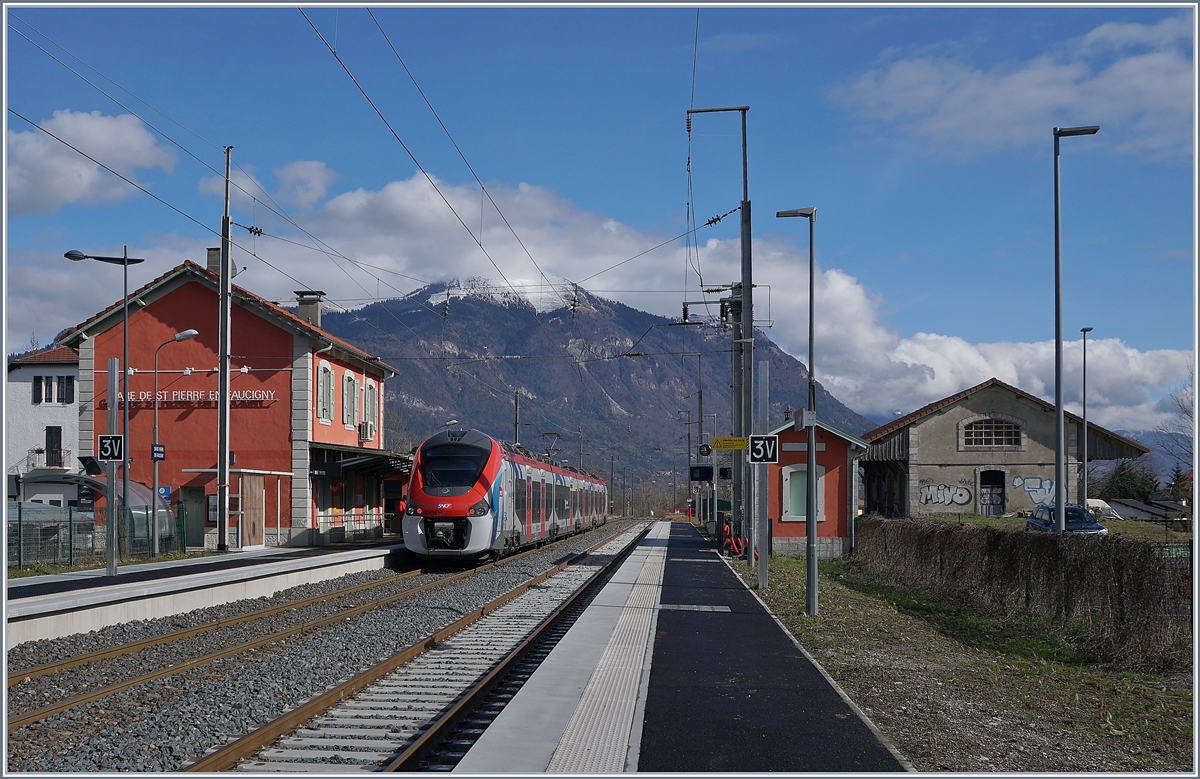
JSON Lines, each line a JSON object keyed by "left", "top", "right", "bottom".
{"left": 58, "top": 376, "right": 75, "bottom": 404}
{"left": 32, "top": 375, "right": 42, "bottom": 404}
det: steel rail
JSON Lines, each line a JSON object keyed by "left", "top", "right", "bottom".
{"left": 183, "top": 523, "right": 649, "bottom": 772}
{"left": 7, "top": 569, "right": 425, "bottom": 687}
{"left": 7, "top": 524, "right": 625, "bottom": 733}
{"left": 8, "top": 526, "right": 588, "bottom": 688}
{"left": 381, "top": 524, "right": 651, "bottom": 771}
{"left": 7, "top": 541, "right": 557, "bottom": 732}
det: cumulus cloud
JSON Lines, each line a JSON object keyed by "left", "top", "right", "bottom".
{"left": 1080, "top": 13, "right": 1193, "bottom": 51}
{"left": 832, "top": 14, "right": 1194, "bottom": 161}
{"left": 688, "top": 233, "right": 1190, "bottom": 433}
{"left": 8, "top": 169, "right": 1188, "bottom": 436}
{"left": 6, "top": 110, "right": 177, "bottom": 215}
{"left": 275, "top": 161, "right": 338, "bottom": 209}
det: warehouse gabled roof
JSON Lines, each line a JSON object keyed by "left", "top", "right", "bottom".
{"left": 57, "top": 261, "right": 398, "bottom": 378}
{"left": 862, "top": 377, "right": 1149, "bottom": 455}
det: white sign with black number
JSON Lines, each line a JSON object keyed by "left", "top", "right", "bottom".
{"left": 748, "top": 435, "right": 779, "bottom": 464}
{"left": 97, "top": 434, "right": 124, "bottom": 462}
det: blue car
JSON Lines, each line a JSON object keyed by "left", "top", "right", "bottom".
{"left": 1026, "top": 504, "right": 1108, "bottom": 535}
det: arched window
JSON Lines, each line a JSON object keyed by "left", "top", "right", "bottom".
{"left": 963, "top": 418, "right": 1021, "bottom": 447}
{"left": 342, "top": 371, "right": 358, "bottom": 426}
{"left": 316, "top": 362, "right": 334, "bottom": 422}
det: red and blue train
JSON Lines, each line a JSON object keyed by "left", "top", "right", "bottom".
{"left": 402, "top": 428, "right": 608, "bottom": 559}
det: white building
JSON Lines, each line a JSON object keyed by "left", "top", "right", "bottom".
{"left": 6, "top": 345, "right": 82, "bottom": 506}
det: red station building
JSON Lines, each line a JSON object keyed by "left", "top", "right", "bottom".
{"left": 58, "top": 255, "right": 406, "bottom": 549}
{"left": 765, "top": 413, "right": 868, "bottom": 559}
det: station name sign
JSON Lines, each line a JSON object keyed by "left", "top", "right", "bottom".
{"left": 108, "top": 389, "right": 280, "bottom": 404}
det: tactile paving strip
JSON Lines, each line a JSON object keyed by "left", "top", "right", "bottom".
{"left": 544, "top": 522, "right": 669, "bottom": 773}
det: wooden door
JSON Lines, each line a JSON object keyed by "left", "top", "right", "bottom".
{"left": 243, "top": 475, "right": 265, "bottom": 547}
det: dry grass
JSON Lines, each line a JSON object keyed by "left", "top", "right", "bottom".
{"left": 732, "top": 554, "right": 1194, "bottom": 772}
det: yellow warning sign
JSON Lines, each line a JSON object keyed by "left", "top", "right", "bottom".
{"left": 711, "top": 437, "right": 748, "bottom": 451}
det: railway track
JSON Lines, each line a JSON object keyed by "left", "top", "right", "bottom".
{"left": 6, "top": 533, "right": 606, "bottom": 728}
{"left": 5, "top": 520, "right": 643, "bottom": 773}
{"left": 185, "top": 523, "right": 650, "bottom": 772}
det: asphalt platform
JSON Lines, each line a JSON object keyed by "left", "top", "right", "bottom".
{"left": 636, "top": 521, "right": 908, "bottom": 772}
{"left": 457, "top": 520, "right": 910, "bottom": 773}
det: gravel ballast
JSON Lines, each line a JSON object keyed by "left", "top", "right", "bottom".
{"left": 7, "top": 521, "right": 644, "bottom": 772}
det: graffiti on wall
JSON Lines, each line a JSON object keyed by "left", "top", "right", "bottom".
{"left": 1012, "top": 475, "right": 1054, "bottom": 504}
{"left": 919, "top": 484, "right": 972, "bottom": 506}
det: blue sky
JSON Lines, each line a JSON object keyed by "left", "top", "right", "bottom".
{"left": 4, "top": 4, "right": 1195, "bottom": 432}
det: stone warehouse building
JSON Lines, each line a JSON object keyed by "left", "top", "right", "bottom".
{"left": 861, "top": 378, "right": 1149, "bottom": 518}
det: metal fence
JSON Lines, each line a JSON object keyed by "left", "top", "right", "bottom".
{"left": 315, "top": 510, "right": 385, "bottom": 545}
{"left": 6, "top": 501, "right": 187, "bottom": 570}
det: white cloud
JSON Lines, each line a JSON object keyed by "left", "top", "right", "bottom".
{"left": 275, "top": 161, "right": 338, "bottom": 210}
{"left": 8, "top": 169, "right": 1188, "bottom": 437}
{"left": 1080, "top": 14, "right": 1192, "bottom": 51}
{"left": 833, "top": 14, "right": 1194, "bottom": 161}
{"left": 697, "top": 234, "right": 1191, "bottom": 433}
{"left": 6, "top": 110, "right": 176, "bottom": 215}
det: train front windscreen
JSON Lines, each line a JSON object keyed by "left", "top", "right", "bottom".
{"left": 419, "top": 444, "right": 489, "bottom": 489}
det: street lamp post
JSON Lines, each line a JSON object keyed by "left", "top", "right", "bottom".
{"left": 153, "top": 329, "right": 199, "bottom": 556}
{"left": 65, "top": 247, "right": 145, "bottom": 576}
{"left": 1080, "top": 326, "right": 1093, "bottom": 509}
{"left": 1053, "top": 125, "right": 1099, "bottom": 533}
{"left": 776, "top": 206, "right": 819, "bottom": 615}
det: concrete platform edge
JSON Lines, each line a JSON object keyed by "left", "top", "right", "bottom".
{"left": 5, "top": 546, "right": 401, "bottom": 648}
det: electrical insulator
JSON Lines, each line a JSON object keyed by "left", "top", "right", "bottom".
{"left": 686, "top": 115, "right": 692, "bottom": 133}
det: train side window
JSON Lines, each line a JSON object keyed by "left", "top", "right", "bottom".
{"left": 514, "top": 475, "right": 527, "bottom": 522}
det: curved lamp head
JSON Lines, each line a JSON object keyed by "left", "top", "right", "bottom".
{"left": 776, "top": 207, "right": 816, "bottom": 222}
{"left": 1054, "top": 125, "right": 1100, "bottom": 138}
{"left": 64, "top": 250, "right": 88, "bottom": 262}
{"left": 174, "top": 329, "right": 200, "bottom": 342}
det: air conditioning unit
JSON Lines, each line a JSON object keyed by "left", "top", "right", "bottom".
{"left": 358, "top": 421, "right": 376, "bottom": 441}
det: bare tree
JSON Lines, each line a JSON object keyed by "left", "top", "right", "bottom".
{"left": 1156, "top": 362, "right": 1194, "bottom": 469}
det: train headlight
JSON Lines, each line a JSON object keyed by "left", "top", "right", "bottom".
{"left": 466, "top": 500, "right": 490, "bottom": 517}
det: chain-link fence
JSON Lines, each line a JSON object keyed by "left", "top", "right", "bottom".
{"left": 7, "top": 501, "right": 187, "bottom": 570}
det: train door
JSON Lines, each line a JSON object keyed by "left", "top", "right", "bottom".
{"left": 514, "top": 471, "right": 529, "bottom": 544}
{"left": 532, "top": 477, "right": 543, "bottom": 539}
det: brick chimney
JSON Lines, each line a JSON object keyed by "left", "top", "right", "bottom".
{"left": 295, "top": 291, "right": 326, "bottom": 328}
{"left": 207, "top": 247, "right": 221, "bottom": 275}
